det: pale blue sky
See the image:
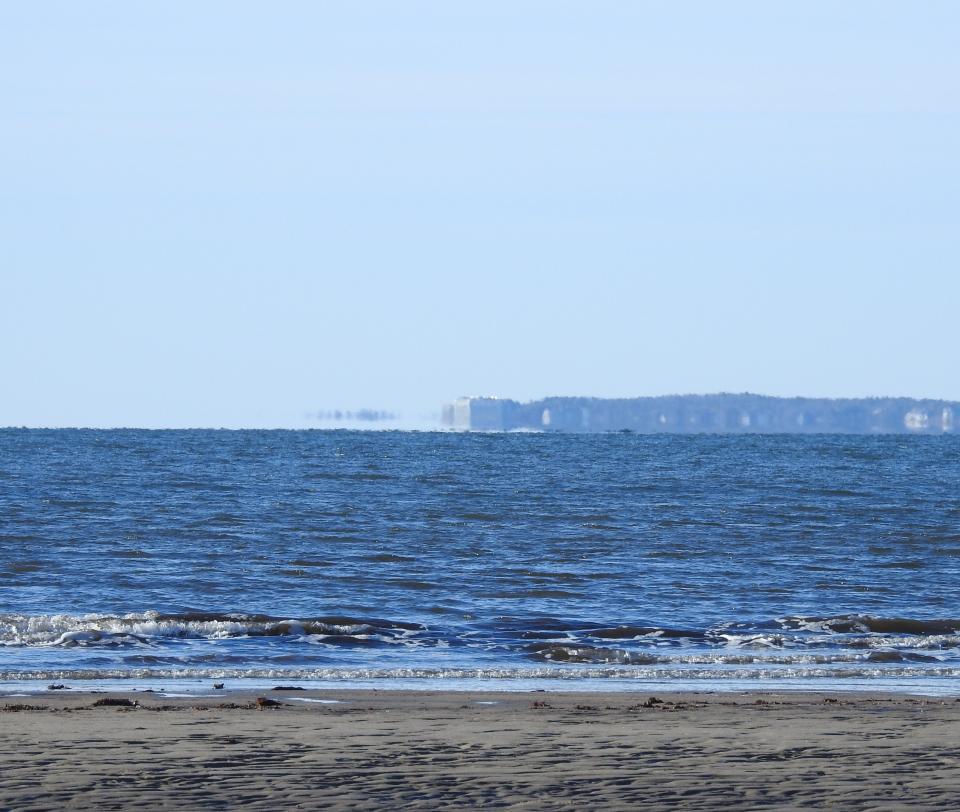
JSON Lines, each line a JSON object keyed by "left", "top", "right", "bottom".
{"left": 2, "top": 2, "right": 958, "bottom": 428}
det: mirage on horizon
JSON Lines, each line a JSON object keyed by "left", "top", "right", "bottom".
{"left": 441, "top": 394, "right": 958, "bottom": 434}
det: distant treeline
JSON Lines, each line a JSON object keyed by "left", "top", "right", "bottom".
{"left": 443, "top": 394, "right": 958, "bottom": 434}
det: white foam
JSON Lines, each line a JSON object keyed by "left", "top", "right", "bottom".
{"left": 285, "top": 697, "right": 344, "bottom": 704}
{"left": 0, "top": 611, "right": 407, "bottom": 647}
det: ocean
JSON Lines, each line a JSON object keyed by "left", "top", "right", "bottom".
{"left": 1, "top": 429, "right": 959, "bottom": 694}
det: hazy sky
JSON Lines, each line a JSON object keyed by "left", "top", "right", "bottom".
{"left": 2, "top": 2, "right": 958, "bottom": 428}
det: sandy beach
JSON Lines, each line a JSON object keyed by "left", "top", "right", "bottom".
{"left": 1, "top": 690, "right": 958, "bottom": 810}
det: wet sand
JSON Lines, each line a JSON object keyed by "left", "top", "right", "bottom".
{"left": 1, "top": 690, "right": 959, "bottom": 810}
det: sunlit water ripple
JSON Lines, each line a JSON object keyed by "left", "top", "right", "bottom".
{"left": 1, "top": 429, "right": 958, "bottom": 693}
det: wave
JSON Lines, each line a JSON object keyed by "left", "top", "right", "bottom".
{"left": 0, "top": 612, "right": 424, "bottom": 648}
{"left": 525, "top": 644, "right": 943, "bottom": 666}
{"left": 3, "top": 665, "right": 960, "bottom": 683}
{"left": 527, "top": 643, "right": 662, "bottom": 664}
{"left": 3, "top": 612, "right": 959, "bottom": 661}
{"left": 779, "top": 615, "right": 960, "bottom": 636}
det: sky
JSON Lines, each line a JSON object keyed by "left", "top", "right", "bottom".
{"left": 2, "top": 2, "right": 958, "bottom": 428}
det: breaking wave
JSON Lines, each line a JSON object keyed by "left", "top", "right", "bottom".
{"left": 779, "top": 615, "right": 960, "bottom": 636}
{"left": 4, "top": 665, "right": 960, "bottom": 683}
{"left": 2, "top": 612, "right": 959, "bottom": 675}
{"left": 0, "top": 611, "right": 424, "bottom": 648}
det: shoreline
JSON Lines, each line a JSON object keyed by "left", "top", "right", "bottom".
{"left": 4, "top": 684, "right": 960, "bottom": 699}
{"left": 3, "top": 689, "right": 960, "bottom": 810}
{"left": 4, "top": 672, "right": 960, "bottom": 698}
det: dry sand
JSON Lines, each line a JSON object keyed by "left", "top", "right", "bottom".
{"left": 1, "top": 689, "right": 959, "bottom": 810}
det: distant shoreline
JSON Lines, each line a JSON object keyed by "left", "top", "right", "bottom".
{"left": 443, "top": 393, "right": 959, "bottom": 434}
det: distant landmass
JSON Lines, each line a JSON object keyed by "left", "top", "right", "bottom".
{"left": 307, "top": 409, "right": 398, "bottom": 422}
{"left": 441, "top": 394, "right": 957, "bottom": 434}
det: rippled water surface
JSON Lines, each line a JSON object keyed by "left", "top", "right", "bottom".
{"left": 1, "top": 430, "right": 958, "bottom": 692}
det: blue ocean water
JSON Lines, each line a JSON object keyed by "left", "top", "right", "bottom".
{"left": 1, "top": 429, "right": 959, "bottom": 693}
